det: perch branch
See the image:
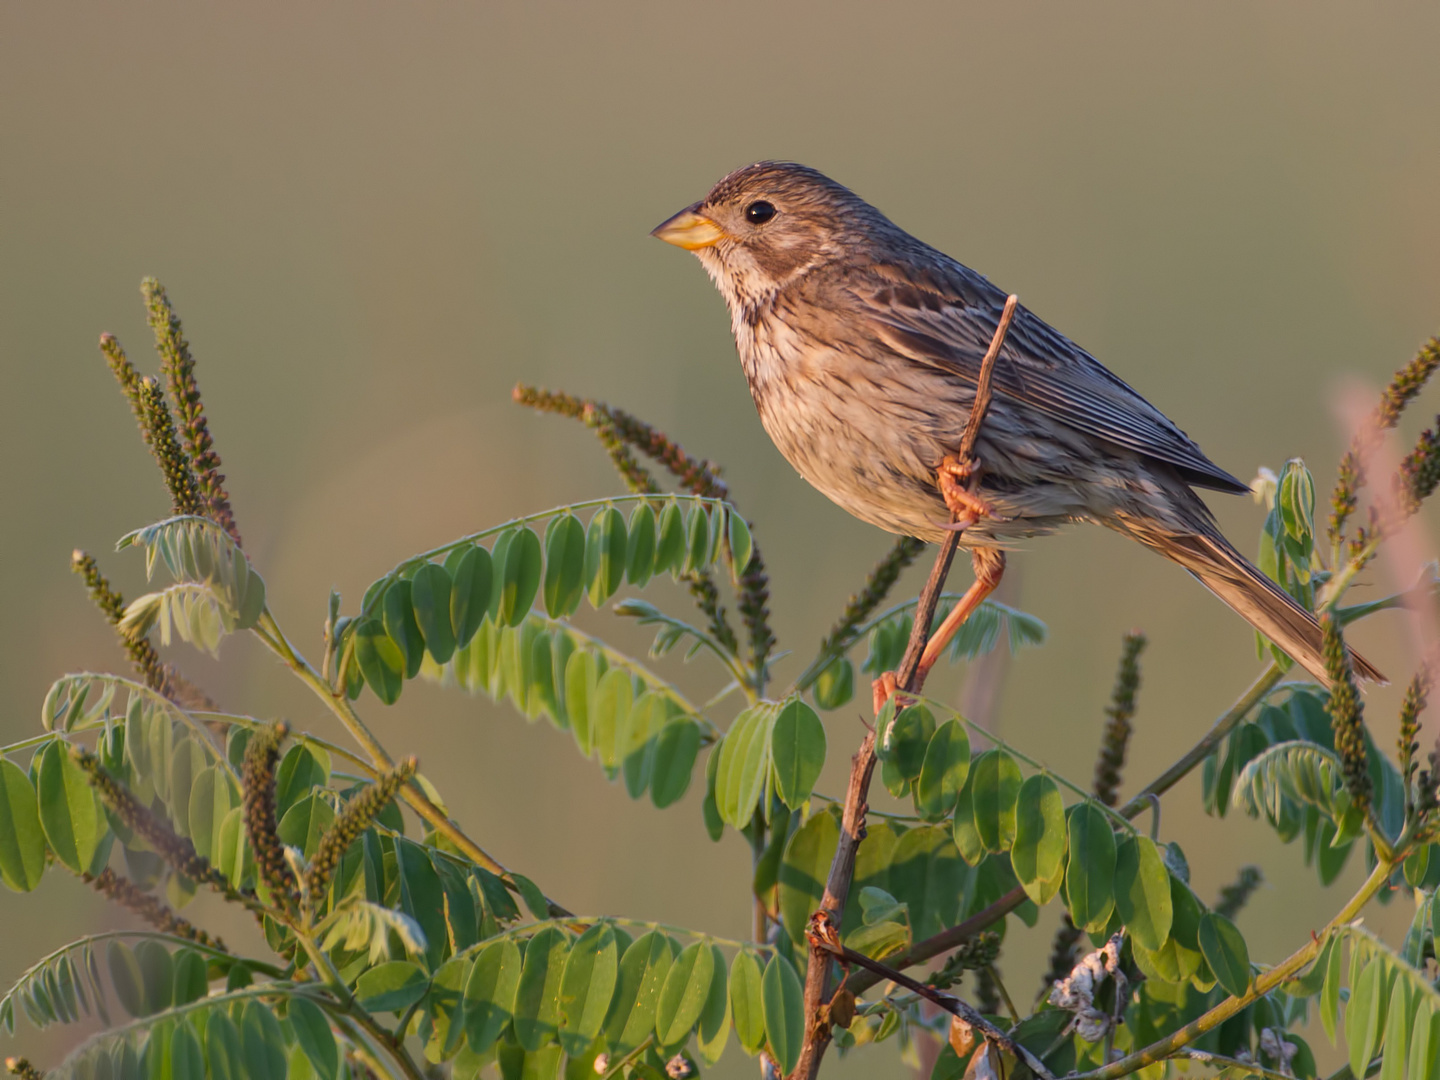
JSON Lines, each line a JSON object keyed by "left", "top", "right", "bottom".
{"left": 789, "top": 295, "right": 1018, "bottom": 1080}
{"left": 805, "top": 916, "right": 1055, "bottom": 1080}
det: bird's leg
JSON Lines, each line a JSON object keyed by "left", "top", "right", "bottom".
{"left": 871, "top": 458, "right": 1006, "bottom": 714}
{"left": 915, "top": 547, "right": 1006, "bottom": 684}
{"left": 937, "top": 454, "right": 1001, "bottom": 523}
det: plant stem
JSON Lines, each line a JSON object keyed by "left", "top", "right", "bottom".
{"left": 1076, "top": 857, "right": 1394, "bottom": 1080}
{"left": 1119, "top": 662, "right": 1283, "bottom": 817}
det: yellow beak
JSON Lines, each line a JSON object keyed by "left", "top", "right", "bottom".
{"left": 650, "top": 205, "right": 726, "bottom": 250}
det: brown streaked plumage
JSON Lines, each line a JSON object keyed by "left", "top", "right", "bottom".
{"left": 652, "top": 160, "right": 1382, "bottom": 687}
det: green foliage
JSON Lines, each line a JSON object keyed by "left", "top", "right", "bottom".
{"left": 8, "top": 286, "right": 1440, "bottom": 1080}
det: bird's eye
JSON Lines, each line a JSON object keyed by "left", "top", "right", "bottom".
{"left": 745, "top": 200, "right": 777, "bottom": 225}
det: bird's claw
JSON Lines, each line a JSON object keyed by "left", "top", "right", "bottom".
{"left": 871, "top": 671, "right": 913, "bottom": 715}
{"left": 937, "top": 455, "right": 1003, "bottom": 522}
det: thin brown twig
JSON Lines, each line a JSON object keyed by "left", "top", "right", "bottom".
{"left": 789, "top": 295, "right": 1019, "bottom": 1080}
{"left": 807, "top": 929, "right": 1056, "bottom": 1080}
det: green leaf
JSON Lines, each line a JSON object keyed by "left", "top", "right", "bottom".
{"left": 778, "top": 808, "right": 839, "bottom": 947}
{"left": 206, "top": 1010, "right": 244, "bottom": 1080}
{"left": 133, "top": 939, "right": 173, "bottom": 1016}
{"left": 915, "top": 720, "right": 970, "bottom": 821}
{"left": 1113, "top": 836, "right": 1174, "bottom": 951}
{"left": 951, "top": 777, "right": 985, "bottom": 866}
{"left": 1168, "top": 876, "right": 1203, "bottom": 954}
{"left": 288, "top": 996, "right": 339, "bottom": 1080}
{"left": 684, "top": 505, "right": 711, "bottom": 573}
{"left": 357, "top": 960, "right": 430, "bottom": 1014}
{"left": 564, "top": 649, "right": 600, "bottom": 758}
{"left": 558, "top": 922, "right": 618, "bottom": 1056}
{"left": 383, "top": 579, "right": 426, "bottom": 678}
{"left": 37, "top": 742, "right": 106, "bottom": 874}
{"left": 812, "top": 657, "right": 854, "bottom": 712}
{"left": 0, "top": 757, "right": 46, "bottom": 892}
{"left": 655, "top": 940, "right": 715, "bottom": 1047}
{"left": 1409, "top": 1000, "right": 1438, "bottom": 1080}
{"left": 168, "top": 1019, "right": 204, "bottom": 1078}
{"left": 770, "top": 699, "right": 826, "bottom": 809}
{"left": 970, "top": 749, "right": 1022, "bottom": 854}
{"left": 464, "top": 939, "right": 523, "bottom": 1055}
{"left": 695, "top": 944, "right": 730, "bottom": 1066}
{"left": 1064, "top": 803, "right": 1116, "bottom": 932}
{"left": 887, "top": 824, "right": 964, "bottom": 940}
{"left": 585, "top": 507, "right": 628, "bottom": 609}
{"left": 761, "top": 954, "right": 803, "bottom": 1075}
{"left": 626, "top": 504, "right": 658, "bottom": 589}
{"left": 879, "top": 705, "right": 934, "bottom": 781}
{"left": 354, "top": 617, "right": 405, "bottom": 705}
{"left": 1379, "top": 977, "right": 1410, "bottom": 1080}
{"left": 1321, "top": 928, "right": 1343, "bottom": 1043}
{"left": 450, "top": 545, "right": 494, "bottom": 649}
{"left": 423, "top": 956, "right": 471, "bottom": 1064}
{"left": 1346, "top": 947, "right": 1386, "bottom": 1077}
{"left": 500, "top": 527, "right": 543, "bottom": 628}
{"left": 1197, "top": 912, "right": 1251, "bottom": 998}
{"left": 604, "top": 930, "right": 675, "bottom": 1053}
{"left": 543, "top": 515, "right": 587, "bottom": 618}
{"left": 621, "top": 691, "right": 667, "bottom": 799}
{"left": 107, "top": 940, "right": 147, "bottom": 1018}
{"left": 729, "top": 950, "right": 765, "bottom": 1055}
{"left": 654, "top": 500, "right": 687, "bottom": 578}
{"left": 650, "top": 720, "right": 702, "bottom": 809}
{"left": 716, "top": 705, "right": 775, "bottom": 828}
{"left": 278, "top": 794, "right": 336, "bottom": 860}
{"left": 702, "top": 744, "right": 724, "bottom": 841}
{"left": 395, "top": 839, "right": 451, "bottom": 969}
{"left": 187, "top": 767, "right": 217, "bottom": 862}
{"left": 172, "top": 949, "right": 208, "bottom": 1005}
{"left": 411, "top": 563, "right": 457, "bottom": 664}
{"left": 592, "top": 668, "right": 633, "bottom": 776}
{"left": 241, "top": 998, "right": 287, "bottom": 1080}
{"left": 515, "top": 926, "right": 569, "bottom": 1050}
{"left": 845, "top": 920, "right": 910, "bottom": 961}
{"left": 276, "top": 743, "right": 330, "bottom": 819}
{"left": 1011, "top": 774, "right": 1065, "bottom": 905}
{"left": 726, "top": 510, "right": 754, "bottom": 581}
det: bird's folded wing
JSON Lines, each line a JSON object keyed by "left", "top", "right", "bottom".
{"left": 850, "top": 263, "right": 1249, "bottom": 495}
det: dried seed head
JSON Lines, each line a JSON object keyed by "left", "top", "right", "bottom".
{"left": 1322, "top": 615, "right": 1371, "bottom": 816}
{"left": 1213, "top": 866, "right": 1264, "bottom": 921}
{"left": 138, "top": 376, "right": 204, "bottom": 517}
{"left": 143, "top": 278, "right": 240, "bottom": 546}
{"left": 243, "top": 722, "right": 298, "bottom": 912}
{"left": 84, "top": 867, "right": 226, "bottom": 952}
{"left": 1399, "top": 669, "right": 1432, "bottom": 790}
{"left": 303, "top": 756, "right": 417, "bottom": 910}
{"left": 71, "top": 747, "right": 227, "bottom": 892}
{"left": 1330, "top": 337, "right": 1440, "bottom": 547}
{"left": 1094, "top": 632, "right": 1145, "bottom": 807}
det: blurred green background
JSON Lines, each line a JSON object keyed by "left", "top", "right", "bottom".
{"left": 3, "top": 2, "right": 1438, "bottom": 1073}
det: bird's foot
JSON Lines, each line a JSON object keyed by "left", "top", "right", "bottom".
{"left": 871, "top": 671, "right": 913, "bottom": 715}
{"left": 937, "top": 455, "right": 1004, "bottom": 523}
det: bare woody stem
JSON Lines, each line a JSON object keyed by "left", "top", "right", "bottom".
{"left": 790, "top": 296, "right": 1019, "bottom": 1080}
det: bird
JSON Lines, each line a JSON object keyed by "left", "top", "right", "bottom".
{"left": 650, "top": 160, "right": 1381, "bottom": 688}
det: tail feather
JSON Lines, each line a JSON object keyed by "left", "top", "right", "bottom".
{"left": 1139, "top": 530, "right": 1385, "bottom": 687}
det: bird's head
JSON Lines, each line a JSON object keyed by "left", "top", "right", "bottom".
{"left": 651, "top": 161, "right": 888, "bottom": 309}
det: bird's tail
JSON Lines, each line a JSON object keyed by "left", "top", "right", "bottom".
{"left": 1131, "top": 526, "right": 1385, "bottom": 687}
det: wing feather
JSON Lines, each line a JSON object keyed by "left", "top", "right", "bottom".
{"left": 836, "top": 259, "right": 1249, "bottom": 494}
